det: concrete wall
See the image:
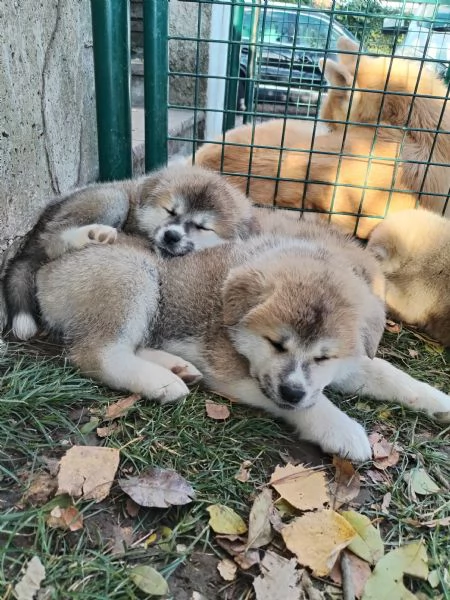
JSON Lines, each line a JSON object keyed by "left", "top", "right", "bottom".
{"left": 0, "top": 0, "right": 98, "bottom": 249}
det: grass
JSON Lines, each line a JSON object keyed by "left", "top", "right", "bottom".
{"left": 0, "top": 330, "right": 449, "bottom": 599}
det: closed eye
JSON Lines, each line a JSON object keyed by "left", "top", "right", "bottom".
{"left": 314, "top": 355, "right": 335, "bottom": 364}
{"left": 265, "top": 337, "right": 286, "bottom": 353}
{"left": 164, "top": 207, "right": 177, "bottom": 217}
{"left": 194, "top": 223, "right": 213, "bottom": 231}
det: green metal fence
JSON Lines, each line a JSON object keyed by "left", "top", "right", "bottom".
{"left": 90, "top": 0, "right": 450, "bottom": 234}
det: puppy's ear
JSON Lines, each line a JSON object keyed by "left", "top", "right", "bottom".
{"left": 336, "top": 37, "right": 360, "bottom": 73}
{"left": 319, "top": 58, "right": 353, "bottom": 88}
{"left": 222, "top": 267, "right": 271, "bottom": 326}
{"left": 135, "top": 170, "right": 166, "bottom": 206}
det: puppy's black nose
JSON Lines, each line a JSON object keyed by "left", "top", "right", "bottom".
{"left": 163, "top": 229, "right": 182, "bottom": 245}
{"left": 279, "top": 382, "right": 305, "bottom": 405}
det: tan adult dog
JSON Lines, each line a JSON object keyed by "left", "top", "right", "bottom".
{"left": 195, "top": 38, "right": 450, "bottom": 238}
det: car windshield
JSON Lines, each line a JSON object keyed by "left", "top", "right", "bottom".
{"left": 419, "top": 5, "right": 450, "bottom": 31}
{"left": 242, "top": 8, "right": 342, "bottom": 49}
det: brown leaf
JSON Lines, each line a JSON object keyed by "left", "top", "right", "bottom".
{"left": 329, "top": 550, "right": 372, "bottom": 599}
{"left": 368, "top": 433, "right": 400, "bottom": 470}
{"left": 205, "top": 400, "right": 230, "bottom": 420}
{"left": 57, "top": 446, "right": 120, "bottom": 502}
{"left": 47, "top": 505, "right": 83, "bottom": 532}
{"left": 329, "top": 457, "right": 361, "bottom": 509}
{"left": 253, "top": 550, "right": 301, "bottom": 600}
{"left": 217, "top": 558, "right": 237, "bottom": 581}
{"left": 281, "top": 510, "right": 356, "bottom": 576}
{"left": 270, "top": 463, "right": 329, "bottom": 511}
{"left": 125, "top": 497, "right": 140, "bottom": 517}
{"left": 215, "top": 536, "right": 260, "bottom": 570}
{"left": 20, "top": 473, "right": 57, "bottom": 507}
{"left": 235, "top": 460, "right": 252, "bottom": 483}
{"left": 247, "top": 488, "right": 273, "bottom": 549}
{"left": 366, "top": 469, "right": 391, "bottom": 485}
{"left": 119, "top": 467, "right": 195, "bottom": 508}
{"left": 408, "top": 349, "right": 419, "bottom": 358}
{"left": 104, "top": 393, "right": 141, "bottom": 420}
{"left": 109, "top": 525, "right": 134, "bottom": 555}
{"left": 405, "top": 516, "right": 450, "bottom": 528}
{"left": 96, "top": 423, "right": 118, "bottom": 438}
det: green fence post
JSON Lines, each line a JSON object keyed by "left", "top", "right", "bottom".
{"left": 223, "top": 0, "right": 244, "bottom": 132}
{"left": 90, "top": 0, "right": 132, "bottom": 181}
{"left": 143, "top": 0, "right": 169, "bottom": 171}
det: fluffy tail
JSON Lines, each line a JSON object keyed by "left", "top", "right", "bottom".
{"left": 4, "top": 257, "right": 39, "bottom": 340}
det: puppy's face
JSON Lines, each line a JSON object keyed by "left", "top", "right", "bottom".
{"left": 223, "top": 253, "right": 368, "bottom": 411}
{"left": 135, "top": 165, "right": 254, "bottom": 257}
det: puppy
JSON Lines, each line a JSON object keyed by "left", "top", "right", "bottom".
{"left": 367, "top": 209, "right": 450, "bottom": 346}
{"left": 2, "top": 164, "right": 254, "bottom": 340}
{"left": 36, "top": 229, "right": 450, "bottom": 461}
{"left": 195, "top": 37, "right": 450, "bottom": 237}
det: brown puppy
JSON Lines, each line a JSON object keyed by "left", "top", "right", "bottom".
{"left": 195, "top": 38, "right": 449, "bottom": 237}
{"left": 367, "top": 209, "right": 450, "bottom": 346}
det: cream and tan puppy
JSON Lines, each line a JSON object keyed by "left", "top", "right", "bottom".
{"left": 368, "top": 209, "right": 450, "bottom": 346}
{"left": 3, "top": 165, "right": 254, "bottom": 340}
{"left": 195, "top": 38, "right": 450, "bottom": 237}
{"left": 36, "top": 229, "right": 450, "bottom": 461}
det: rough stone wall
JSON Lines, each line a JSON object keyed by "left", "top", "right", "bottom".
{"left": 0, "top": 0, "right": 98, "bottom": 247}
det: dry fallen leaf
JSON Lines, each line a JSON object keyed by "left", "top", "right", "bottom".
{"left": 253, "top": 550, "right": 301, "bottom": 600}
{"left": 125, "top": 497, "right": 140, "bottom": 517}
{"left": 404, "top": 468, "right": 440, "bottom": 497}
{"left": 381, "top": 492, "right": 391, "bottom": 513}
{"left": 247, "top": 488, "right": 273, "bottom": 549}
{"left": 205, "top": 400, "right": 230, "bottom": 420}
{"left": 281, "top": 510, "right": 356, "bottom": 576}
{"left": 14, "top": 556, "right": 46, "bottom": 600}
{"left": 130, "top": 565, "right": 168, "bottom": 596}
{"left": 235, "top": 460, "right": 252, "bottom": 483}
{"left": 215, "top": 536, "right": 260, "bottom": 570}
{"left": 341, "top": 511, "right": 384, "bottom": 565}
{"left": 109, "top": 525, "right": 134, "bottom": 555}
{"left": 207, "top": 504, "right": 247, "bottom": 535}
{"left": 104, "top": 393, "right": 141, "bottom": 420}
{"left": 217, "top": 558, "right": 237, "bottom": 581}
{"left": 330, "top": 550, "right": 372, "bottom": 599}
{"left": 47, "top": 505, "right": 84, "bottom": 532}
{"left": 119, "top": 467, "right": 195, "bottom": 508}
{"left": 20, "top": 472, "right": 57, "bottom": 507}
{"left": 362, "top": 541, "right": 428, "bottom": 600}
{"left": 270, "top": 463, "right": 329, "bottom": 511}
{"left": 57, "top": 446, "right": 120, "bottom": 502}
{"left": 330, "top": 456, "right": 361, "bottom": 509}
{"left": 406, "top": 516, "right": 450, "bottom": 528}
{"left": 366, "top": 469, "right": 391, "bottom": 485}
{"left": 96, "top": 423, "right": 118, "bottom": 438}
{"left": 368, "top": 433, "right": 400, "bottom": 470}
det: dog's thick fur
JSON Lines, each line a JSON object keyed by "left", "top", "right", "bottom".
{"left": 368, "top": 209, "right": 450, "bottom": 346}
{"left": 195, "top": 38, "right": 450, "bottom": 237}
{"left": 2, "top": 164, "right": 254, "bottom": 340}
{"left": 36, "top": 228, "right": 450, "bottom": 460}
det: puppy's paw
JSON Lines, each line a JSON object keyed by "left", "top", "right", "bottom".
{"left": 12, "top": 312, "right": 39, "bottom": 340}
{"left": 87, "top": 224, "right": 118, "bottom": 245}
{"left": 320, "top": 419, "right": 372, "bottom": 463}
{"left": 154, "top": 374, "right": 190, "bottom": 405}
{"left": 433, "top": 410, "right": 450, "bottom": 424}
{"left": 171, "top": 362, "right": 203, "bottom": 386}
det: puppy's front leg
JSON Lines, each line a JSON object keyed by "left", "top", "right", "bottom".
{"left": 281, "top": 393, "right": 372, "bottom": 462}
{"left": 332, "top": 357, "right": 450, "bottom": 422}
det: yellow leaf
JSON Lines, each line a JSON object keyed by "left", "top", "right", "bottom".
{"left": 270, "top": 463, "right": 329, "bottom": 511}
{"left": 341, "top": 511, "right": 384, "bottom": 565}
{"left": 281, "top": 509, "right": 356, "bottom": 576}
{"left": 362, "top": 541, "right": 428, "bottom": 600}
{"left": 207, "top": 504, "right": 247, "bottom": 535}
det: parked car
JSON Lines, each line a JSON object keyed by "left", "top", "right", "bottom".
{"left": 238, "top": 2, "right": 358, "bottom": 111}
{"left": 395, "top": 5, "right": 450, "bottom": 79}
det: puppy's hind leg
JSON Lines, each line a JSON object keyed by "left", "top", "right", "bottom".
{"left": 136, "top": 348, "right": 203, "bottom": 386}
{"left": 72, "top": 342, "right": 190, "bottom": 404}
{"left": 332, "top": 357, "right": 450, "bottom": 423}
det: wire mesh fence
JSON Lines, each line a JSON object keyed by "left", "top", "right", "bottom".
{"left": 161, "top": 0, "right": 450, "bottom": 237}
